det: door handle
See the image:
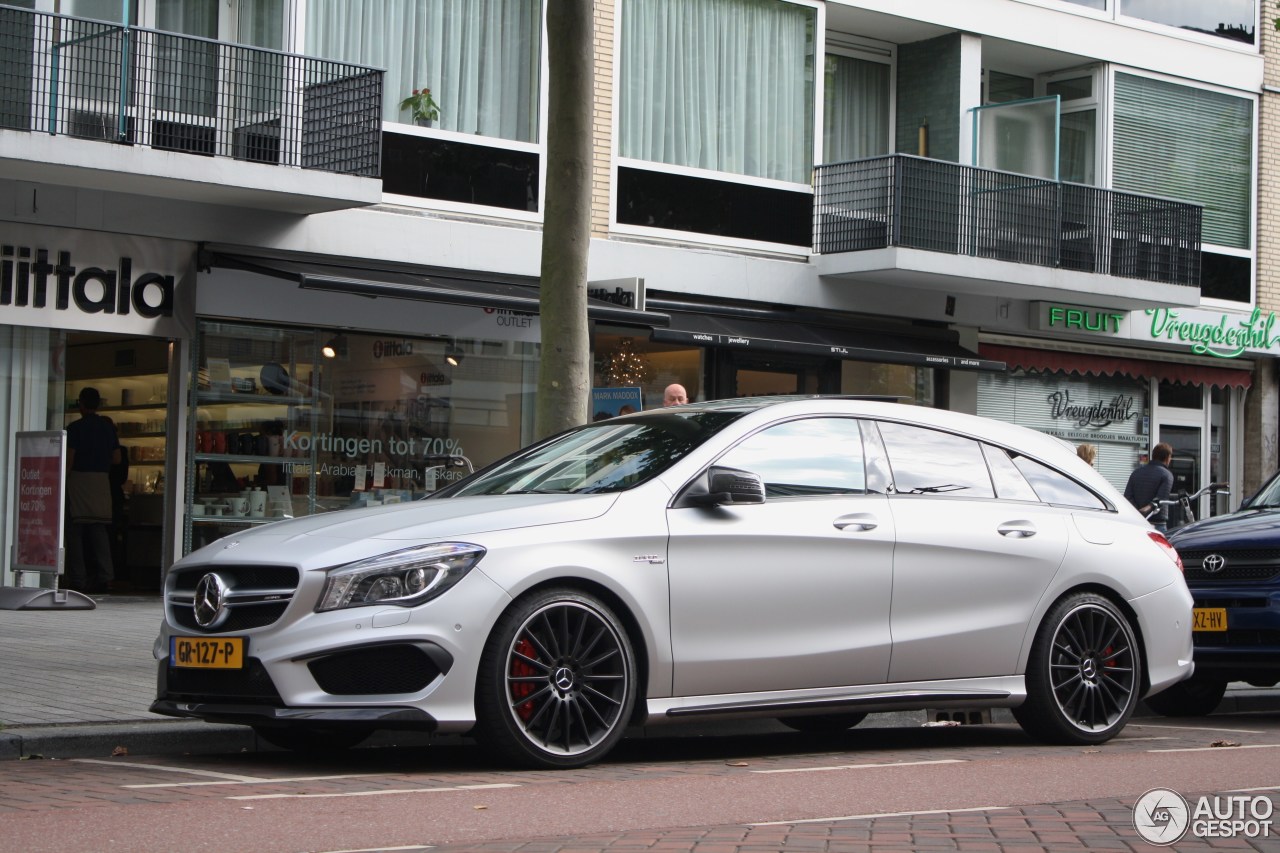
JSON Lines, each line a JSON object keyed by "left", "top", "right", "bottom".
{"left": 834, "top": 513, "right": 878, "bottom": 531}
{"left": 998, "top": 521, "right": 1037, "bottom": 538}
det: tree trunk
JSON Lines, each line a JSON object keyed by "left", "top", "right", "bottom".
{"left": 534, "top": 0, "right": 594, "bottom": 440}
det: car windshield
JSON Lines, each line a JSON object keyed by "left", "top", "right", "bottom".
{"left": 1247, "top": 473, "right": 1280, "bottom": 509}
{"left": 447, "top": 411, "right": 741, "bottom": 496}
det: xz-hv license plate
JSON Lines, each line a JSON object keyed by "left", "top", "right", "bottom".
{"left": 170, "top": 636, "right": 245, "bottom": 669}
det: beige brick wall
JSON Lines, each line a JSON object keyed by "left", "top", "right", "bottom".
{"left": 591, "top": 1, "right": 617, "bottom": 237}
{"left": 1261, "top": 18, "right": 1280, "bottom": 315}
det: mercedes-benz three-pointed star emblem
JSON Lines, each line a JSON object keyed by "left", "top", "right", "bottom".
{"left": 193, "top": 572, "right": 229, "bottom": 628}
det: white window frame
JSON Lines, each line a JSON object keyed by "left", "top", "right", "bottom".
{"left": 1013, "top": 0, "right": 1260, "bottom": 54}
{"left": 1038, "top": 64, "right": 1105, "bottom": 186}
{"left": 1104, "top": 65, "right": 1258, "bottom": 309}
{"left": 609, "top": 0, "right": 824, "bottom": 255}
{"left": 821, "top": 33, "right": 895, "bottom": 165}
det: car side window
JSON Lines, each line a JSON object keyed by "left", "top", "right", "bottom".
{"left": 716, "top": 417, "right": 866, "bottom": 497}
{"left": 1009, "top": 454, "right": 1108, "bottom": 509}
{"left": 981, "top": 444, "right": 1041, "bottom": 502}
{"left": 874, "top": 421, "right": 996, "bottom": 499}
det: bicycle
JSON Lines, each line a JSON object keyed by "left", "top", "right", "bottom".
{"left": 1145, "top": 482, "right": 1230, "bottom": 529}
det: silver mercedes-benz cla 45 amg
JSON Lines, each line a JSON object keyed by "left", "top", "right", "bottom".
{"left": 152, "top": 396, "right": 1194, "bottom": 768}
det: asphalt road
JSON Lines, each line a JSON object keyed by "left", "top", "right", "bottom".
{"left": 3, "top": 712, "right": 1280, "bottom": 852}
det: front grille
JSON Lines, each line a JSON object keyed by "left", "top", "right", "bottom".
{"left": 160, "top": 658, "right": 283, "bottom": 704}
{"left": 308, "top": 644, "right": 442, "bottom": 695}
{"left": 166, "top": 565, "right": 300, "bottom": 634}
{"left": 1178, "top": 549, "right": 1280, "bottom": 583}
{"left": 172, "top": 602, "right": 290, "bottom": 633}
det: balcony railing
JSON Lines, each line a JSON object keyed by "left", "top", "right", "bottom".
{"left": 813, "top": 154, "right": 1202, "bottom": 289}
{"left": 0, "top": 6, "right": 382, "bottom": 177}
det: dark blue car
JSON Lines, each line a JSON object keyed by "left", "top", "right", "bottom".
{"left": 1154, "top": 473, "right": 1280, "bottom": 716}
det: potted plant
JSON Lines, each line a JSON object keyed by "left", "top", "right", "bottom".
{"left": 400, "top": 87, "right": 440, "bottom": 126}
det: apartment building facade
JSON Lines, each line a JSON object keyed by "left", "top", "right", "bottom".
{"left": 0, "top": 0, "right": 1268, "bottom": 589}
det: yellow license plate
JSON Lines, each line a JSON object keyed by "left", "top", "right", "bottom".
{"left": 1193, "top": 608, "right": 1228, "bottom": 632}
{"left": 170, "top": 636, "right": 245, "bottom": 669}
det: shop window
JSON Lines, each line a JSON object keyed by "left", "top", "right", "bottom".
{"left": 188, "top": 323, "right": 536, "bottom": 553}
{"left": 1158, "top": 380, "right": 1203, "bottom": 409}
{"left": 593, "top": 331, "right": 702, "bottom": 411}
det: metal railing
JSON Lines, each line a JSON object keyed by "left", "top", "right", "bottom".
{"left": 0, "top": 5, "right": 382, "bottom": 177}
{"left": 813, "top": 154, "right": 1202, "bottom": 288}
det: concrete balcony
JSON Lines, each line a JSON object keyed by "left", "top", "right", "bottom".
{"left": 0, "top": 7, "right": 383, "bottom": 215}
{"left": 813, "top": 154, "right": 1203, "bottom": 310}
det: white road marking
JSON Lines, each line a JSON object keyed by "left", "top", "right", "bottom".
{"left": 751, "top": 805, "right": 1012, "bottom": 826}
{"left": 231, "top": 782, "right": 520, "bottom": 801}
{"left": 124, "top": 773, "right": 384, "bottom": 789}
{"left": 751, "top": 758, "right": 966, "bottom": 775}
{"left": 310, "top": 847, "right": 433, "bottom": 852}
{"left": 1149, "top": 743, "right": 1280, "bottom": 754}
{"left": 73, "top": 758, "right": 269, "bottom": 783}
{"left": 1129, "top": 722, "right": 1266, "bottom": 735}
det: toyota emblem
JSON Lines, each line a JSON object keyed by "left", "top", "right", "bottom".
{"left": 1201, "top": 554, "right": 1227, "bottom": 574}
{"left": 193, "top": 572, "right": 229, "bottom": 628}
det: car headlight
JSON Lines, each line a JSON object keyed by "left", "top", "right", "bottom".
{"left": 317, "top": 542, "right": 486, "bottom": 612}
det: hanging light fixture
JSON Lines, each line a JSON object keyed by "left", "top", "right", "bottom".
{"left": 321, "top": 334, "right": 348, "bottom": 359}
{"left": 444, "top": 343, "right": 465, "bottom": 367}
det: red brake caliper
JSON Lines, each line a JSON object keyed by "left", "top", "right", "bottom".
{"left": 511, "top": 637, "right": 539, "bottom": 721}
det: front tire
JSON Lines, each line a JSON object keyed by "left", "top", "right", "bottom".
{"left": 474, "top": 588, "right": 637, "bottom": 769}
{"left": 1144, "top": 676, "right": 1227, "bottom": 717}
{"left": 1013, "top": 592, "right": 1141, "bottom": 745}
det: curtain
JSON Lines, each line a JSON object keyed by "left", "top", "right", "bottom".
{"left": 1113, "top": 73, "right": 1252, "bottom": 249}
{"left": 155, "top": 0, "right": 218, "bottom": 117}
{"left": 620, "top": 0, "right": 815, "bottom": 184}
{"left": 306, "top": 0, "right": 541, "bottom": 143}
{"left": 823, "top": 54, "right": 888, "bottom": 164}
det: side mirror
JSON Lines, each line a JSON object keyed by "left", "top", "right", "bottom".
{"left": 682, "top": 466, "right": 765, "bottom": 507}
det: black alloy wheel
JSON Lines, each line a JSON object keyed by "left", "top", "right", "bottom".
{"left": 1014, "top": 592, "right": 1141, "bottom": 744}
{"left": 475, "top": 588, "right": 637, "bottom": 769}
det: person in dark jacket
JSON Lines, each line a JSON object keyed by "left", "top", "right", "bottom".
{"left": 65, "top": 387, "right": 121, "bottom": 593}
{"left": 1124, "top": 442, "right": 1175, "bottom": 532}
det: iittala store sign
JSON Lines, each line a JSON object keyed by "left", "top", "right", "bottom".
{"left": 0, "top": 223, "right": 194, "bottom": 338}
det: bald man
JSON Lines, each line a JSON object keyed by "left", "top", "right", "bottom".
{"left": 663, "top": 383, "right": 688, "bottom": 406}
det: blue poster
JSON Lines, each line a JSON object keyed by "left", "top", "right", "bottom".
{"left": 590, "top": 387, "right": 644, "bottom": 421}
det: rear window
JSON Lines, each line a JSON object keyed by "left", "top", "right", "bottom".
{"left": 1010, "top": 455, "right": 1107, "bottom": 509}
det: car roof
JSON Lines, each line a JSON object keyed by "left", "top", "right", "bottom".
{"left": 630, "top": 395, "right": 1073, "bottom": 460}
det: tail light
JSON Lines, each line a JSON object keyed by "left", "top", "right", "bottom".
{"left": 1149, "top": 531, "right": 1184, "bottom": 573}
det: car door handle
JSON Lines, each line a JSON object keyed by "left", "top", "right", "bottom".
{"left": 998, "top": 521, "right": 1037, "bottom": 538}
{"left": 833, "top": 513, "right": 879, "bottom": 531}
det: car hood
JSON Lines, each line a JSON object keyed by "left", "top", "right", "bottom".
{"left": 182, "top": 493, "right": 619, "bottom": 567}
{"left": 1168, "top": 507, "right": 1280, "bottom": 550}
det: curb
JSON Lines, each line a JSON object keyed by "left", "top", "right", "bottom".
{"left": 0, "top": 720, "right": 255, "bottom": 760}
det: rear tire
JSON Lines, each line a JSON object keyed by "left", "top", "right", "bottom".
{"left": 1013, "top": 592, "right": 1141, "bottom": 745}
{"left": 474, "top": 588, "right": 637, "bottom": 769}
{"left": 1144, "top": 677, "right": 1227, "bottom": 717}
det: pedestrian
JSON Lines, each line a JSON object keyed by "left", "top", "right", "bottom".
{"left": 1124, "top": 442, "right": 1174, "bottom": 532}
{"left": 65, "top": 387, "right": 121, "bottom": 593}
{"left": 1076, "top": 443, "right": 1097, "bottom": 467}
{"left": 662, "top": 383, "right": 688, "bottom": 406}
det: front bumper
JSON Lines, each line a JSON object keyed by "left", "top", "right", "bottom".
{"left": 1188, "top": 586, "right": 1280, "bottom": 684}
{"left": 149, "top": 699, "right": 438, "bottom": 730}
